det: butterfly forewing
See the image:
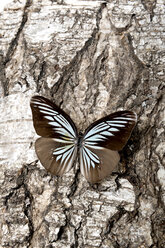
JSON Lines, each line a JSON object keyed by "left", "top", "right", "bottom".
{"left": 83, "top": 111, "right": 137, "bottom": 151}
{"left": 79, "top": 111, "right": 137, "bottom": 182}
{"left": 30, "top": 96, "right": 78, "bottom": 141}
{"left": 30, "top": 96, "right": 78, "bottom": 176}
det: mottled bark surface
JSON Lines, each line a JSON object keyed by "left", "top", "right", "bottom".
{"left": 0, "top": 0, "right": 164, "bottom": 247}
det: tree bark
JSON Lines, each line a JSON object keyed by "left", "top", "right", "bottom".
{"left": 0, "top": 0, "right": 164, "bottom": 247}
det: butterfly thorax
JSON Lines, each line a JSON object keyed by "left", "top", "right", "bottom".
{"left": 77, "top": 131, "right": 84, "bottom": 149}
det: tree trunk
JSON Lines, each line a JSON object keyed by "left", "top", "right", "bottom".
{"left": 0, "top": 0, "right": 164, "bottom": 247}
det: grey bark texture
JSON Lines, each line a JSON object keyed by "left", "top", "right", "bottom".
{"left": 0, "top": 0, "right": 164, "bottom": 247}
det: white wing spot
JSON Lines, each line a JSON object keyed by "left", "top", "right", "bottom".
{"left": 38, "top": 106, "right": 58, "bottom": 114}
{"left": 40, "top": 110, "right": 56, "bottom": 115}
{"left": 48, "top": 121, "right": 61, "bottom": 127}
{"left": 56, "top": 155, "right": 62, "bottom": 161}
{"left": 44, "top": 116, "right": 54, "bottom": 121}
{"left": 107, "top": 120, "right": 127, "bottom": 124}
{"left": 32, "top": 101, "right": 51, "bottom": 107}
{"left": 109, "top": 123, "right": 125, "bottom": 127}
{"left": 113, "top": 117, "right": 134, "bottom": 121}
{"left": 101, "top": 131, "right": 113, "bottom": 136}
{"left": 110, "top": 128, "right": 119, "bottom": 132}
{"left": 91, "top": 161, "right": 95, "bottom": 169}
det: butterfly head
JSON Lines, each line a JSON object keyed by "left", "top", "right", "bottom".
{"left": 78, "top": 131, "right": 84, "bottom": 137}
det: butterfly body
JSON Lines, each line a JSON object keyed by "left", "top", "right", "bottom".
{"left": 30, "top": 96, "right": 137, "bottom": 183}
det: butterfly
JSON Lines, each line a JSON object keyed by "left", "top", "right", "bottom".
{"left": 30, "top": 96, "right": 137, "bottom": 183}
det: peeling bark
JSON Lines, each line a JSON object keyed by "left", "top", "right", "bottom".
{"left": 0, "top": 0, "right": 164, "bottom": 247}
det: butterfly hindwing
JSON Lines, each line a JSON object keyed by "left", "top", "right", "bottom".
{"left": 79, "top": 111, "right": 137, "bottom": 183}
{"left": 80, "top": 145, "right": 120, "bottom": 183}
{"left": 35, "top": 138, "right": 77, "bottom": 176}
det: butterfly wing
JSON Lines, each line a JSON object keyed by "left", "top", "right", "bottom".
{"left": 80, "top": 111, "right": 137, "bottom": 183}
{"left": 80, "top": 146, "right": 120, "bottom": 183}
{"left": 83, "top": 111, "right": 137, "bottom": 150}
{"left": 30, "top": 96, "right": 78, "bottom": 176}
{"left": 30, "top": 95, "right": 78, "bottom": 140}
{"left": 35, "top": 138, "right": 77, "bottom": 176}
